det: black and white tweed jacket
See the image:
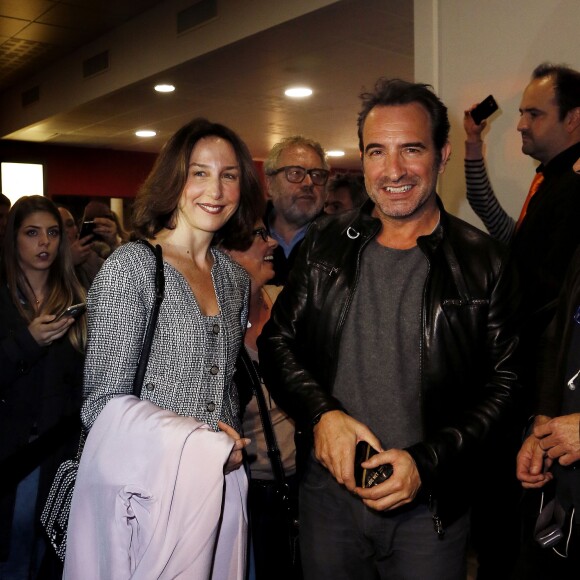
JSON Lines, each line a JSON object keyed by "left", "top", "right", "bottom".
{"left": 81, "top": 241, "right": 249, "bottom": 433}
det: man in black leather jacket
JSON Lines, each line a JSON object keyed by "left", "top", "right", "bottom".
{"left": 258, "top": 78, "right": 522, "bottom": 580}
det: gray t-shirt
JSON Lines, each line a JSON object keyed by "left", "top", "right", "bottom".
{"left": 333, "top": 240, "right": 428, "bottom": 449}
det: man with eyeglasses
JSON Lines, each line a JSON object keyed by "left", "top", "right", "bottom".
{"left": 258, "top": 79, "right": 522, "bottom": 579}
{"left": 264, "top": 136, "right": 329, "bottom": 285}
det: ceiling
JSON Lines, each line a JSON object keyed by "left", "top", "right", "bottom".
{"left": 0, "top": 0, "right": 414, "bottom": 170}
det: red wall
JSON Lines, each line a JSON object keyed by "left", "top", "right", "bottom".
{"left": 0, "top": 140, "right": 158, "bottom": 199}
{"left": 0, "top": 140, "right": 353, "bottom": 202}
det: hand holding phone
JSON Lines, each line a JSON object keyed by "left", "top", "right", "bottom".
{"left": 54, "top": 303, "right": 86, "bottom": 321}
{"left": 470, "top": 95, "right": 499, "bottom": 125}
{"left": 79, "top": 221, "right": 98, "bottom": 240}
{"left": 354, "top": 442, "right": 393, "bottom": 488}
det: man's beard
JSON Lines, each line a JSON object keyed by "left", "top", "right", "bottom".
{"left": 281, "top": 196, "right": 322, "bottom": 227}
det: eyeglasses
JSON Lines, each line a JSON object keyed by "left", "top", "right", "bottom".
{"left": 267, "top": 165, "right": 330, "bottom": 186}
{"left": 252, "top": 227, "right": 269, "bottom": 242}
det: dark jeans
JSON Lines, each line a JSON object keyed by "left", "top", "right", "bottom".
{"left": 299, "top": 457, "right": 469, "bottom": 580}
{"left": 470, "top": 432, "right": 524, "bottom": 580}
{"left": 248, "top": 474, "right": 303, "bottom": 580}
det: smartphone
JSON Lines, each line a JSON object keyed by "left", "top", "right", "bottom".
{"left": 470, "top": 95, "right": 499, "bottom": 125}
{"left": 79, "top": 220, "right": 97, "bottom": 239}
{"left": 55, "top": 303, "right": 86, "bottom": 321}
{"left": 354, "top": 441, "right": 393, "bottom": 488}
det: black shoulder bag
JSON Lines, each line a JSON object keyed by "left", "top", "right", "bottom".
{"left": 237, "top": 346, "right": 300, "bottom": 566}
{"left": 41, "top": 241, "right": 165, "bottom": 561}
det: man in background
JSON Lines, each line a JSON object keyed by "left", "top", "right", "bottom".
{"left": 264, "top": 136, "right": 329, "bottom": 285}
{"left": 465, "top": 62, "right": 580, "bottom": 333}
{"left": 80, "top": 200, "right": 125, "bottom": 259}
{"left": 58, "top": 206, "right": 104, "bottom": 291}
{"left": 323, "top": 173, "right": 368, "bottom": 215}
{"left": 515, "top": 245, "right": 580, "bottom": 579}
{"left": 464, "top": 63, "right": 580, "bottom": 578}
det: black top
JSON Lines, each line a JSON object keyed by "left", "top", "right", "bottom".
{"left": 511, "top": 141, "right": 580, "bottom": 337}
{"left": 0, "top": 284, "right": 84, "bottom": 555}
{"left": 536, "top": 246, "right": 580, "bottom": 519}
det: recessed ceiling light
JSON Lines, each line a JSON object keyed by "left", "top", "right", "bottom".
{"left": 154, "top": 84, "right": 175, "bottom": 93}
{"left": 327, "top": 150, "right": 345, "bottom": 157}
{"left": 135, "top": 130, "right": 157, "bottom": 138}
{"left": 284, "top": 87, "right": 313, "bottom": 98}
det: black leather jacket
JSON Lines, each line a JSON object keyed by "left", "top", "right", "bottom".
{"left": 535, "top": 246, "right": 580, "bottom": 518}
{"left": 258, "top": 198, "right": 523, "bottom": 525}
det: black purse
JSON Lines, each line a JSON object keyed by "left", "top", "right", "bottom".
{"left": 237, "top": 346, "right": 300, "bottom": 563}
{"left": 41, "top": 241, "right": 165, "bottom": 561}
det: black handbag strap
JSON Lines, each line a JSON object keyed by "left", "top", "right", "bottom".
{"left": 132, "top": 240, "right": 165, "bottom": 398}
{"left": 238, "top": 346, "right": 286, "bottom": 486}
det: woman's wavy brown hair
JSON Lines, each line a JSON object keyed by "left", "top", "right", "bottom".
{"left": 132, "top": 118, "right": 264, "bottom": 247}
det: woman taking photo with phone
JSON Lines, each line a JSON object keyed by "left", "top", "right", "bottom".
{"left": 0, "top": 195, "right": 86, "bottom": 579}
{"left": 74, "top": 118, "right": 264, "bottom": 578}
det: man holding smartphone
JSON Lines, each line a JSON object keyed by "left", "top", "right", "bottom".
{"left": 58, "top": 206, "right": 104, "bottom": 290}
{"left": 464, "top": 63, "right": 580, "bottom": 579}
{"left": 259, "top": 78, "right": 522, "bottom": 580}
{"left": 465, "top": 63, "right": 580, "bottom": 326}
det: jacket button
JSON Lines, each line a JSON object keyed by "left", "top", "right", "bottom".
{"left": 210, "top": 365, "right": 219, "bottom": 375}
{"left": 145, "top": 382, "right": 155, "bottom": 391}
{"left": 212, "top": 324, "right": 220, "bottom": 335}
{"left": 206, "top": 401, "right": 216, "bottom": 412}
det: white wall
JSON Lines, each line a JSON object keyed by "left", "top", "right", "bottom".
{"left": 414, "top": 0, "right": 580, "bottom": 228}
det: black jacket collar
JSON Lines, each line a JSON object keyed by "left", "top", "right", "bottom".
{"left": 538, "top": 141, "right": 580, "bottom": 179}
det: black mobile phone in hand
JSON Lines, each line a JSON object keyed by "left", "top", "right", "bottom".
{"left": 354, "top": 442, "right": 393, "bottom": 488}
{"left": 79, "top": 220, "right": 97, "bottom": 239}
{"left": 55, "top": 302, "right": 86, "bottom": 321}
{"left": 470, "top": 95, "right": 499, "bottom": 125}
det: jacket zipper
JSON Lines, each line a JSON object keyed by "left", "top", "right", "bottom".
{"left": 420, "top": 239, "right": 446, "bottom": 538}
{"left": 429, "top": 493, "right": 445, "bottom": 538}
{"left": 329, "top": 226, "right": 377, "bottom": 385}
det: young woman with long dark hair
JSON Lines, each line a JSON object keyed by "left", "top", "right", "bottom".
{"left": 0, "top": 195, "right": 86, "bottom": 578}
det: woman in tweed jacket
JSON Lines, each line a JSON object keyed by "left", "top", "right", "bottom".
{"left": 81, "top": 118, "right": 264, "bottom": 577}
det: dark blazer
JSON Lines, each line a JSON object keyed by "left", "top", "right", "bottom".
{"left": 535, "top": 246, "right": 580, "bottom": 517}
{"left": 258, "top": 197, "right": 523, "bottom": 526}
{"left": 536, "top": 247, "right": 580, "bottom": 417}
{"left": 512, "top": 142, "right": 580, "bottom": 336}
